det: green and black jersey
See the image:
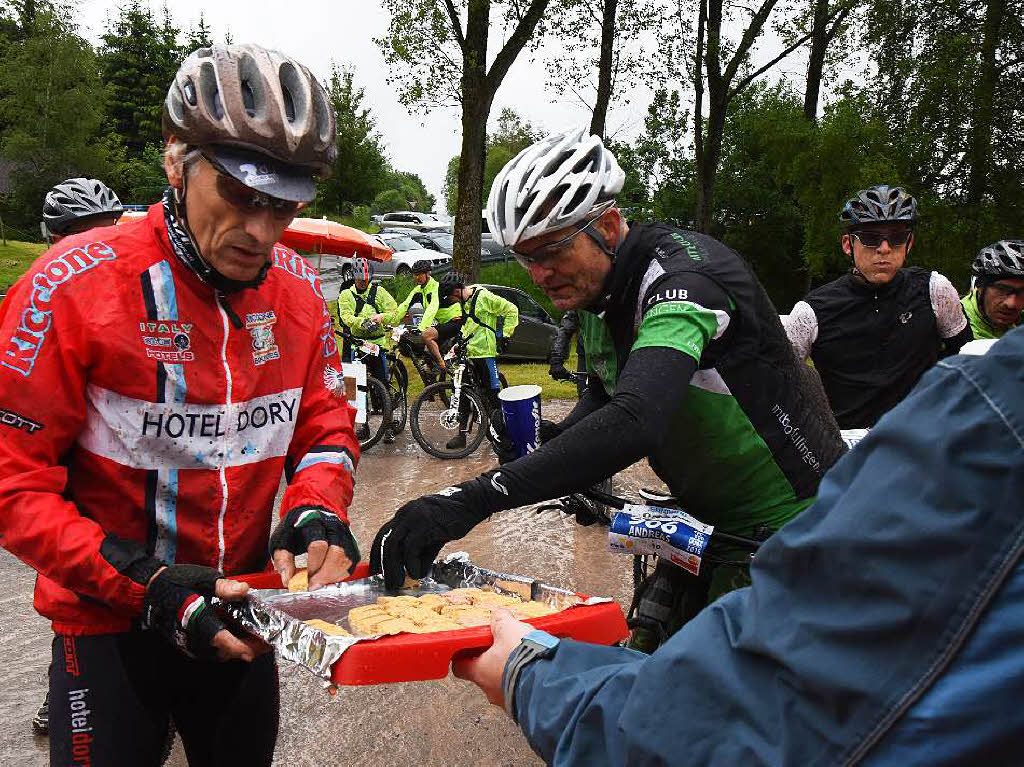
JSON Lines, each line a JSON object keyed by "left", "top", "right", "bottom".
{"left": 578, "top": 224, "right": 843, "bottom": 533}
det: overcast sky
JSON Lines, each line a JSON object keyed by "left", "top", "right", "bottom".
{"left": 73, "top": 0, "right": 823, "bottom": 214}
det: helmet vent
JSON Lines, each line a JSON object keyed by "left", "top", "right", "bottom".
{"left": 198, "top": 62, "right": 222, "bottom": 120}
{"left": 183, "top": 77, "right": 197, "bottom": 106}
{"left": 565, "top": 185, "right": 590, "bottom": 214}
{"left": 311, "top": 80, "right": 331, "bottom": 143}
{"left": 278, "top": 62, "right": 307, "bottom": 125}
{"left": 237, "top": 52, "right": 265, "bottom": 119}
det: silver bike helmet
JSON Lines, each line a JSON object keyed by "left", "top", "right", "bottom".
{"left": 972, "top": 240, "right": 1024, "bottom": 280}
{"left": 41, "top": 178, "right": 123, "bottom": 240}
{"left": 840, "top": 185, "right": 919, "bottom": 230}
{"left": 486, "top": 128, "right": 625, "bottom": 248}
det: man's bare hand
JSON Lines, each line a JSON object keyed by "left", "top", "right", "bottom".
{"left": 452, "top": 610, "right": 532, "bottom": 708}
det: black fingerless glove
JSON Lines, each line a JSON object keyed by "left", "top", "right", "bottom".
{"left": 268, "top": 506, "right": 360, "bottom": 573}
{"left": 142, "top": 565, "right": 227, "bottom": 659}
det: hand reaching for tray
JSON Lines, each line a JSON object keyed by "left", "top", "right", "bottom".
{"left": 452, "top": 610, "right": 531, "bottom": 707}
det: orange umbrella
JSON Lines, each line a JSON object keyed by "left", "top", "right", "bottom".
{"left": 280, "top": 217, "right": 392, "bottom": 262}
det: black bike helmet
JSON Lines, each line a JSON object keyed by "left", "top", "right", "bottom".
{"left": 972, "top": 240, "right": 1024, "bottom": 281}
{"left": 42, "top": 178, "right": 123, "bottom": 240}
{"left": 840, "top": 185, "right": 919, "bottom": 230}
{"left": 412, "top": 260, "right": 432, "bottom": 275}
{"left": 439, "top": 272, "right": 466, "bottom": 303}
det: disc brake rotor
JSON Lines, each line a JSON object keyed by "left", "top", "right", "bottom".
{"left": 439, "top": 409, "right": 460, "bottom": 430}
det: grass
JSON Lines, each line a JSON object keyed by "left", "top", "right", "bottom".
{"left": 0, "top": 239, "right": 45, "bottom": 296}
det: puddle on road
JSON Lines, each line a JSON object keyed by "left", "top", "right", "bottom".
{"left": 0, "top": 399, "right": 658, "bottom": 766}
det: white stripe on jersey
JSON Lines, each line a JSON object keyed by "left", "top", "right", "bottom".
{"left": 78, "top": 384, "right": 303, "bottom": 470}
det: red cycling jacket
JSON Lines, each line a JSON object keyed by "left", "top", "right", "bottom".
{"left": 0, "top": 204, "right": 359, "bottom": 635}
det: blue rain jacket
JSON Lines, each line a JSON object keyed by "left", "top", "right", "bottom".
{"left": 513, "top": 327, "right": 1024, "bottom": 766}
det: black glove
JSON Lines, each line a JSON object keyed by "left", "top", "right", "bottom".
{"left": 486, "top": 409, "right": 520, "bottom": 464}
{"left": 497, "top": 336, "right": 512, "bottom": 353}
{"left": 142, "top": 564, "right": 228, "bottom": 658}
{"left": 548, "top": 364, "right": 570, "bottom": 381}
{"left": 370, "top": 482, "right": 492, "bottom": 591}
{"left": 539, "top": 418, "right": 563, "bottom": 443}
{"left": 269, "top": 506, "right": 361, "bottom": 574}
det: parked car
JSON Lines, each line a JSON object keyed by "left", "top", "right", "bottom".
{"left": 410, "top": 230, "right": 454, "bottom": 255}
{"left": 480, "top": 284, "right": 557, "bottom": 362}
{"left": 374, "top": 232, "right": 451, "bottom": 278}
{"left": 480, "top": 212, "right": 509, "bottom": 259}
{"left": 371, "top": 211, "right": 451, "bottom": 231}
{"left": 378, "top": 226, "right": 423, "bottom": 238}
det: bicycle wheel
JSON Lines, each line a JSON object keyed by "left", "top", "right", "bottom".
{"left": 410, "top": 381, "right": 488, "bottom": 459}
{"left": 358, "top": 376, "right": 391, "bottom": 451}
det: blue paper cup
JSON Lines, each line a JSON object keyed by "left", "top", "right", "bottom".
{"left": 498, "top": 384, "right": 542, "bottom": 458}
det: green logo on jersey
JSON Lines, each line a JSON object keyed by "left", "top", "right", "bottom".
{"left": 669, "top": 233, "right": 704, "bottom": 262}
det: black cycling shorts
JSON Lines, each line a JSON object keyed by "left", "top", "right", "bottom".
{"left": 435, "top": 318, "right": 463, "bottom": 343}
{"left": 49, "top": 630, "right": 278, "bottom": 767}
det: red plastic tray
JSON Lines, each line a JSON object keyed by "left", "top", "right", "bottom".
{"left": 231, "top": 564, "right": 629, "bottom": 686}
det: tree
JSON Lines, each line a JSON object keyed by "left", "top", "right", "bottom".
{"left": 0, "top": 7, "right": 117, "bottom": 229}
{"left": 543, "top": 0, "right": 668, "bottom": 137}
{"left": 865, "top": 0, "right": 1024, "bottom": 266}
{"left": 317, "top": 66, "right": 390, "bottom": 214}
{"left": 184, "top": 11, "right": 213, "bottom": 53}
{"left": 608, "top": 88, "right": 694, "bottom": 224}
{"left": 99, "top": 1, "right": 181, "bottom": 159}
{"left": 443, "top": 108, "right": 543, "bottom": 214}
{"left": 678, "top": 0, "right": 827, "bottom": 232}
{"left": 800, "top": 0, "right": 858, "bottom": 120}
{"left": 378, "top": 0, "right": 552, "bottom": 279}
{"left": 372, "top": 188, "right": 408, "bottom": 214}
{"left": 714, "top": 83, "right": 815, "bottom": 307}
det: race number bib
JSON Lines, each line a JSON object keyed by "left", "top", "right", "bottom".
{"left": 608, "top": 504, "right": 713, "bottom": 576}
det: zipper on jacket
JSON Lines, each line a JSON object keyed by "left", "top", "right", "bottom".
{"left": 215, "top": 291, "right": 235, "bottom": 572}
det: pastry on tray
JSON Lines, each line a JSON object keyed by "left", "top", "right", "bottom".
{"left": 344, "top": 588, "right": 562, "bottom": 636}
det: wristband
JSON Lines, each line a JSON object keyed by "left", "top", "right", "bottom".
{"left": 502, "top": 630, "right": 560, "bottom": 719}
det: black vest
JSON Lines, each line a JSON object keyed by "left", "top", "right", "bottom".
{"left": 805, "top": 268, "right": 938, "bottom": 428}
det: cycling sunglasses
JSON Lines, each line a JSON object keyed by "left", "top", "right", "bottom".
{"left": 197, "top": 151, "right": 301, "bottom": 220}
{"left": 850, "top": 229, "right": 913, "bottom": 248}
{"left": 511, "top": 214, "right": 604, "bottom": 266}
{"left": 987, "top": 281, "right": 1024, "bottom": 300}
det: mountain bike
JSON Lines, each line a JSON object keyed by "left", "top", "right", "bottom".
{"left": 409, "top": 329, "right": 503, "bottom": 459}
{"left": 334, "top": 328, "right": 392, "bottom": 451}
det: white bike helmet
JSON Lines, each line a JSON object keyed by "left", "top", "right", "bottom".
{"left": 486, "top": 128, "right": 625, "bottom": 248}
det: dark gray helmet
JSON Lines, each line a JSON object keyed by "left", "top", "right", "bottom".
{"left": 412, "top": 260, "right": 432, "bottom": 275}
{"left": 439, "top": 271, "right": 465, "bottom": 300}
{"left": 972, "top": 240, "right": 1024, "bottom": 280}
{"left": 840, "top": 185, "right": 919, "bottom": 230}
{"left": 42, "top": 178, "right": 123, "bottom": 239}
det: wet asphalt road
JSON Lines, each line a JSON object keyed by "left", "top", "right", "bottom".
{"left": 0, "top": 400, "right": 658, "bottom": 766}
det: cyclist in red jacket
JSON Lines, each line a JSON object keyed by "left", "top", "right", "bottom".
{"left": 0, "top": 44, "right": 358, "bottom": 766}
